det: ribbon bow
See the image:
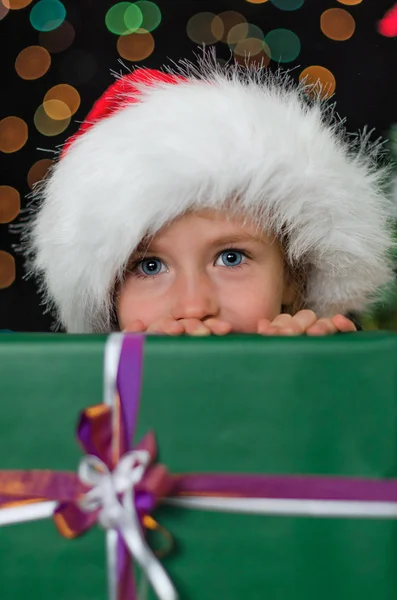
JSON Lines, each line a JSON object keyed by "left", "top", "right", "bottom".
{"left": 78, "top": 451, "right": 177, "bottom": 600}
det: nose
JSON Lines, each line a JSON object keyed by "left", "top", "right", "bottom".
{"left": 170, "top": 271, "right": 219, "bottom": 322}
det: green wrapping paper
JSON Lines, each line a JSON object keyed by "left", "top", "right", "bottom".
{"left": 1, "top": 332, "right": 397, "bottom": 600}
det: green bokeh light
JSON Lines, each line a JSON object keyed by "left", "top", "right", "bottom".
{"left": 135, "top": 1, "right": 162, "bottom": 32}
{"left": 105, "top": 2, "right": 143, "bottom": 36}
{"left": 264, "top": 28, "right": 301, "bottom": 63}
{"left": 30, "top": 0, "right": 66, "bottom": 33}
{"left": 270, "top": 0, "right": 305, "bottom": 10}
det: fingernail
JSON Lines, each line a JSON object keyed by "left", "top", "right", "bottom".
{"left": 191, "top": 327, "right": 210, "bottom": 336}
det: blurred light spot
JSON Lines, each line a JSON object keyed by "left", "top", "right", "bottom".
{"left": 106, "top": 2, "right": 142, "bottom": 35}
{"left": 15, "top": 45, "right": 51, "bottom": 80}
{"left": 134, "top": 1, "right": 161, "bottom": 32}
{"left": 4, "top": 0, "right": 33, "bottom": 8}
{"left": 321, "top": 8, "right": 355, "bottom": 41}
{"left": 0, "top": 186, "right": 20, "bottom": 223}
{"left": 299, "top": 65, "right": 336, "bottom": 98}
{"left": 270, "top": 0, "right": 304, "bottom": 9}
{"left": 27, "top": 158, "right": 53, "bottom": 189}
{"left": 234, "top": 37, "right": 264, "bottom": 57}
{"left": 58, "top": 49, "right": 97, "bottom": 84}
{"left": 235, "top": 41, "right": 271, "bottom": 68}
{"left": 378, "top": 5, "right": 397, "bottom": 38}
{"left": 39, "top": 20, "right": 75, "bottom": 52}
{"left": 0, "top": 0, "right": 9, "bottom": 18}
{"left": 245, "top": 0, "right": 269, "bottom": 3}
{"left": 0, "top": 117, "right": 28, "bottom": 153}
{"left": 117, "top": 29, "right": 154, "bottom": 61}
{"left": 264, "top": 28, "right": 301, "bottom": 63}
{"left": 217, "top": 11, "right": 247, "bottom": 43}
{"left": 0, "top": 251, "right": 16, "bottom": 289}
{"left": 43, "top": 99, "right": 70, "bottom": 120}
{"left": 211, "top": 15, "right": 224, "bottom": 41}
{"left": 337, "top": 0, "right": 362, "bottom": 4}
{"left": 228, "top": 23, "right": 263, "bottom": 47}
{"left": 30, "top": 0, "right": 66, "bottom": 32}
{"left": 187, "top": 12, "right": 218, "bottom": 44}
{"left": 44, "top": 84, "right": 80, "bottom": 117}
{"left": 34, "top": 104, "right": 70, "bottom": 136}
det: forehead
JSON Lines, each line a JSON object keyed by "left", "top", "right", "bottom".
{"left": 144, "top": 208, "right": 271, "bottom": 247}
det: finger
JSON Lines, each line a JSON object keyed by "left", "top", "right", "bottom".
{"left": 331, "top": 314, "right": 357, "bottom": 332}
{"left": 257, "top": 318, "right": 272, "bottom": 335}
{"left": 122, "top": 319, "right": 146, "bottom": 333}
{"left": 204, "top": 318, "right": 233, "bottom": 335}
{"left": 306, "top": 318, "right": 338, "bottom": 336}
{"left": 146, "top": 316, "right": 184, "bottom": 335}
{"left": 179, "top": 318, "right": 211, "bottom": 336}
{"left": 266, "top": 310, "right": 317, "bottom": 335}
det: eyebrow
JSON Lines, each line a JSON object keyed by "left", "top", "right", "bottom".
{"left": 133, "top": 233, "right": 267, "bottom": 257}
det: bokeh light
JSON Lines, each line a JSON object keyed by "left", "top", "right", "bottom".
{"left": 228, "top": 23, "right": 264, "bottom": 48}
{"left": 39, "top": 20, "right": 75, "bottom": 53}
{"left": 34, "top": 104, "right": 70, "bottom": 136}
{"left": 117, "top": 29, "right": 155, "bottom": 60}
{"left": 186, "top": 12, "right": 218, "bottom": 44}
{"left": 270, "top": 0, "right": 304, "bottom": 10}
{"left": 30, "top": 0, "right": 66, "bottom": 32}
{"left": 27, "top": 159, "right": 53, "bottom": 189}
{"left": 264, "top": 28, "right": 301, "bottom": 63}
{"left": 337, "top": 0, "right": 362, "bottom": 5}
{"left": 58, "top": 49, "right": 97, "bottom": 84}
{"left": 299, "top": 65, "right": 336, "bottom": 98}
{"left": 245, "top": 0, "right": 269, "bottom": 4}
{"left": 0, "top": 117, "right": 28, "bottom": 153}
{"left": 3, "top": 0, "right": 33, "bottom": 8}
{"left": 321, "top": 8, "right": 355, "bottom": 41}
{"left": 234, "top": 41, "right": 271, "bottom": 68}
{"left": 0, "top": 1, "right": 9, "bottom": 19}
{"left": 44, "top": 84, "right": 80, "bottom": 117}
{"left": 217, "top": 11, "right": 247, "bottom": 43}
{"left": 0, "top": 251, "right": 16, "bottom": 289}
{"left": 134, "top": 1, "right": 161, "bottom": 32}
{"left": 15, "top": 45, "right": 51, "bottom": 80}
{"left": 106, "top": 2, "right": 142, "bottom": 35}
{"left": 0, "top": 186, "right": 20, "bottom": 223}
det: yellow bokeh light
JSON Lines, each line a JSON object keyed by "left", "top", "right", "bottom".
{"left": 0, "top": 186, "right": 20, "bottom": 223}
{"left": 0, "top": 116, "right": 28, "bottom": 153}
{"left": 34, "top": 104, "right": 71, "bottom": 136}
{"left": 186, "top": 12, "right": 219, "bottom": 44}
{"left": 15, "top": 45, "right": 51, "bottom": 80}
{"left": 337, "top": 0, "right": 362, "bottom": 5}
{"left": 3, "top": 0, "right": 33, "bottom": 8}
{"left": 117, "top": 29, "right": 155, "bottom": 61}
{"left": 217, "top": 11, "right": 247, "bottom": 43}
{"left": 27, "top": 159, "right": 54, "bottom": 189}
{"left": 245, "top": 0, "right": 269, "bottom": 3}
{"left": 44, "top": 84, "right": 80, "bottom": 117}
{"left": 0, "top": 251, "right": 16, "bottom": 289}
{"left": 320, "top": 8, "right": 355, "bottom": 41}
{"left": 299, "top": 65, "right": 336, "bottom": 98}
{"left": 43, "top": 99, "right": 71, "bottom": 120}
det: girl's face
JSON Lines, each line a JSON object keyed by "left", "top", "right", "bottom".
{"left": 116, "top": 209, "right": 294, "bottom": 333}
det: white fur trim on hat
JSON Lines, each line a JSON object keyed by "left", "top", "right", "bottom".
{"left": 25, "top": 56, "right": 395, "bottom": 332}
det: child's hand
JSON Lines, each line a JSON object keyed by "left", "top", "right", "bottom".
{"left": 123, "top": 316, "right": 232, "bottom": 336}
{"left": 257, "top": 310, "right": 357, "bottom": 336}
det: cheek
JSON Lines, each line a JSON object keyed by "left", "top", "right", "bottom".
{"left": 116, "top": 278, "right": 166, "bottom": 329}
{"left": 217, "top": 268, "right": 284, "bottom": 328}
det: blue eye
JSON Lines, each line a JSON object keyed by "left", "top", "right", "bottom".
{"left": 138, "top": 258, "right": 164, "bottom": 276}
{"left": 216, "top": 250, "right": 244, "bottom": 267}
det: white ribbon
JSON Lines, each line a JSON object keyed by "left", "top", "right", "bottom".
{"left": 78, "top": 449, "right": 177, "bottom": 600}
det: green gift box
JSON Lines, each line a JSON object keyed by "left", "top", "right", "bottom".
{"left": 1, "top": 332, "right": 397, "bottom": 600}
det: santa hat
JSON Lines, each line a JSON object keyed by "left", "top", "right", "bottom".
{"left": 25, "top": 57, "right": 394, "bottom": 333}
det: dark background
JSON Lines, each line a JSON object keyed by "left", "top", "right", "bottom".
{"left": 1, "top": 0, "right": 397, "bottom": 332}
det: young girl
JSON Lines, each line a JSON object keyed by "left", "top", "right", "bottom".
{"left": 25, "top": 56, "right": 395, "bottom": 336}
